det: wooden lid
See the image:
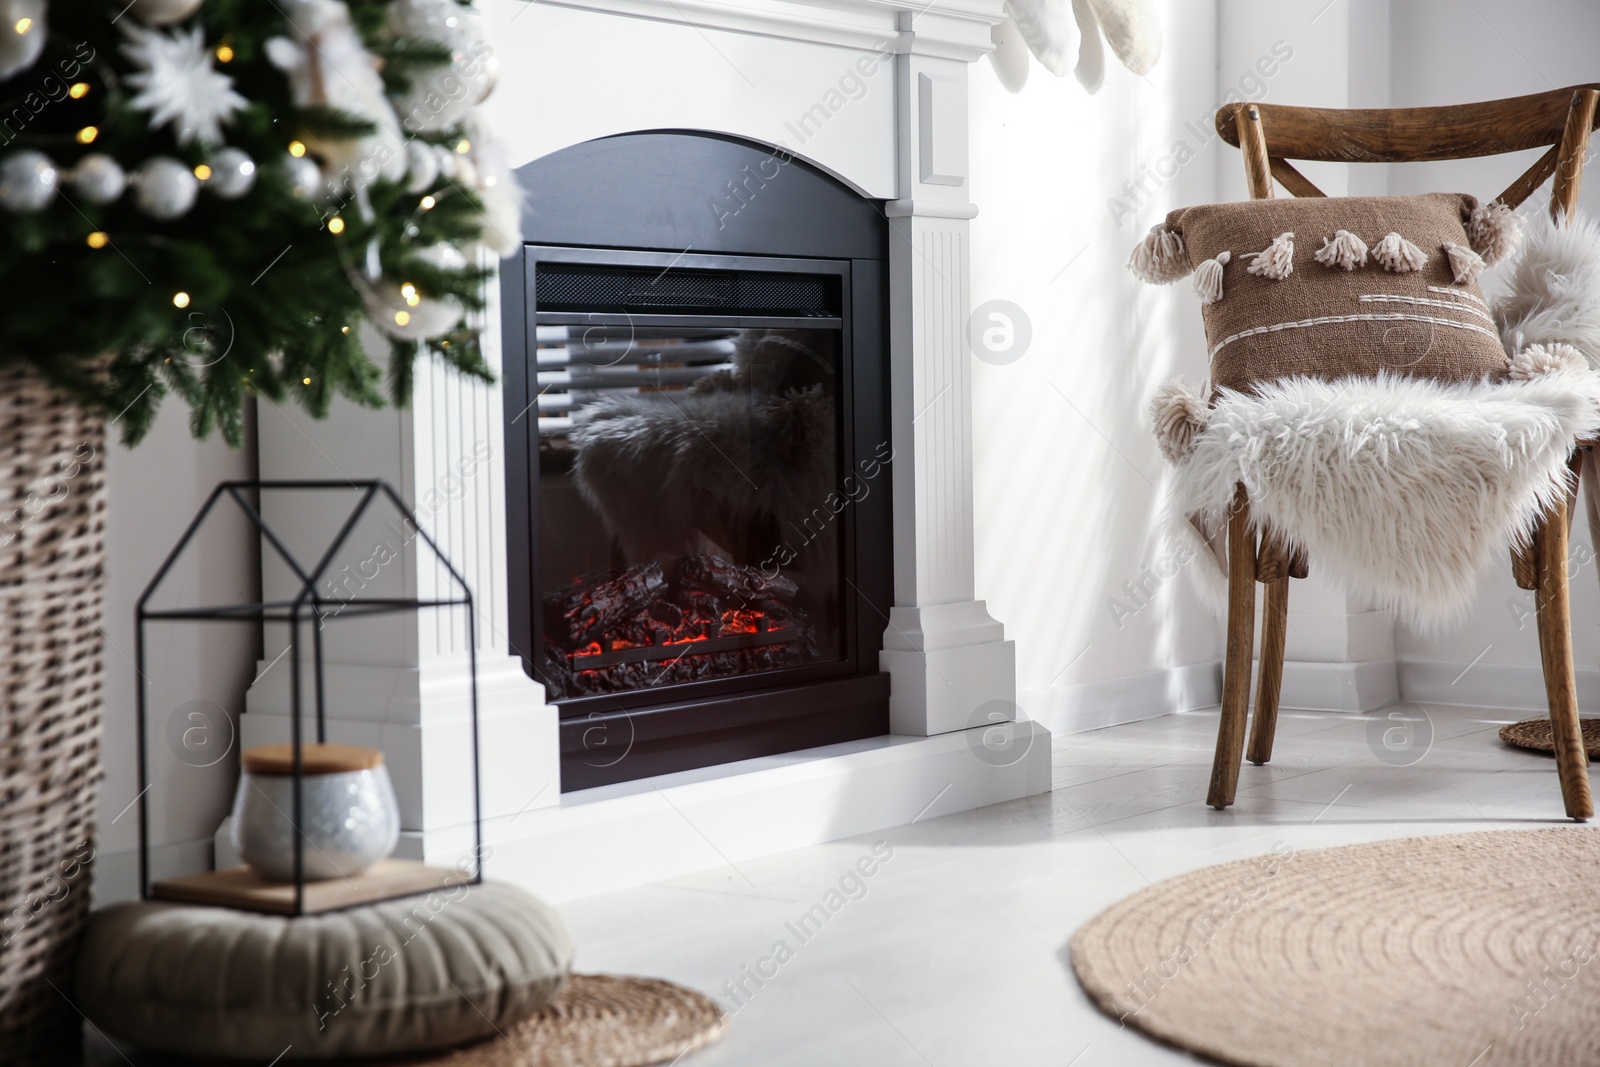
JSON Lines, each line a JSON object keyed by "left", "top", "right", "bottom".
{"left": 241, "top": 743, "right": 384, "bottom": 776}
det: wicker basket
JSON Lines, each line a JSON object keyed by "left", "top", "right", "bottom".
{"left": 0, "top": 365, "right": 106, "bottom": 1053}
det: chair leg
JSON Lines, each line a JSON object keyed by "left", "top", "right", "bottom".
{"left": 1534, "top": 495, "right": 1593, "bottom": 821}
{"left": 1248, "top": 578, "right": 1289, "bottom": 766}
{"left": 1208, "top": 487, "right": 1256, "bottom": 809}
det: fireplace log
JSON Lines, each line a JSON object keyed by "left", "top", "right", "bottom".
{"left": 546, "top": 562, "right": 667, "bottom": 645}
{"left": 671, "top": 553, "right": 799, "bottom": 603}
{"left": 542, "top": 554, "right": 821, "bottom": 698}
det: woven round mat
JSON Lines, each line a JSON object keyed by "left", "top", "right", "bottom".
{"left": 1072, "top": 828, "right": 1600, "bottom": 1067}
{"left": 382, "top": 975, "right": 727, "bottom": 1067}
{"left": 1499, "top": 717, "right": 1600, "bottom": 759}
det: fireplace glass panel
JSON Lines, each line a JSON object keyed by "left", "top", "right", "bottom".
{"left": 536, "top": 324, "right": 845, "bottom": 700}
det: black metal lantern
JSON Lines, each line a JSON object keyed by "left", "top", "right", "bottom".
{"left": 134, "top": 480, "right": 482, "bottom": 915}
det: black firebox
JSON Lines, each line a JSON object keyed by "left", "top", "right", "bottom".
{"left": 501, "top": 131, "right": 894, "bottom": 791}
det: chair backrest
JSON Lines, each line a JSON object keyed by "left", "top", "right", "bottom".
{"left": 1214, "top": 85, "right": 1600, "bottom": 219}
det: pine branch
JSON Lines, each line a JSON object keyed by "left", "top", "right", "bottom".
{"left": 292, "top": 105, "right": 379, "bottom": 139}
{"left": 380, "top": 37, "right": 454, "bottom": 69}
{"left": 388, "top": 338, "right": 419, "bottom": 404}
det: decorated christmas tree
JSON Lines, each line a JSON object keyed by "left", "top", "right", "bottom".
{"left": 0, "top": 0, "right": 518, "bottom": 444}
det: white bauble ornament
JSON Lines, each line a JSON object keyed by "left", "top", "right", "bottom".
{"left": 474, "top": 169, "right": 520, "bottom": 256}
{"left": 70, "top": 153, "right": 126, "bottom": 203}
{"left": 363, "top": 286, "right": 459, "bottom": 340}
{"left": 283, "top": 152, "right": 322, "bottom": 198}
{"left": 469, "top": 48, "right": 497, "bottom": 106}
{"left": 388, "top": 0, "right": 493, "bottom": 130}
{"left": 0, "top": 150, "right": 57, "bottom": 212}
{"left": 462, "top": 113, "right": 521, "bottom": 254}
{"left": 403, "top": 140, "right": 437, "bottom": 194}
{"left": 416, "top": 242, "right": 468, "bottom": 273}
{"left": 362, "top": 245, "right": 467, "bottom": 340}
{"left": 434, "top": 145, "right": 459, "bottom": 181}
{"left": 450, "top": 153, "right": 477, "bottom": 188}
{"left": 0, "top": 0, "right": 46, "bottom": 81}
{"left": 126, "top": 0, "right": 203, "bottom": 24}
{"left": 393, "top": 72, "right": 471, "bottom": 134}
{"left": 206, "top": 146, "right": 255, "bottom": 198}
{"left": 132, "top": 156, "right": 199, "bottom": 218}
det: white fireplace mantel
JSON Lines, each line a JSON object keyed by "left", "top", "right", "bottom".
{"left": 231, "top": 0, "right": 1049, "bottom": 903}
{"left": 542, "top": 0, "right": 1002, "bottom": 58}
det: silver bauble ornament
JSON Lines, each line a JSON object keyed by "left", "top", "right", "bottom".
{"left": 0, "top": 150, "right": 57, "bottom": 212}
{"left": 404, "top": 140, "right": 438, "bottom": 194}
{"left": 0, "top": 0, "right": 46, "bottom": 81}
{"left": 70, "top": 153, "right": 126, "bottom": 204}
{"left": 126, "top": 0, "right": 204, "bottom": 25}
{"left": 132, "top": 156, "right": 199, "bottom": 218}
{"left": 363, "top": 245, "right": 468, "bottom": 341}
{"left": 283, "top": 152, "right": 322, "bottom": 199}
{"left": 470, "top": 48, "right": 497, "bottom": 105}
{"left": 206, "top": 146, "right": 256, "bottom": 199}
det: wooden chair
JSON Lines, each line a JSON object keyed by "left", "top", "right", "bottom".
{"left": 1207, "top": 85, "right": 1600, "bottom": 820}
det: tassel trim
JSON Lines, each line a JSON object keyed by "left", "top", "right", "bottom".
{"left": 1467, "top": 200, "right": 1523, "bottom": 265}
{"left": 1128, "top": 223, "right": 1191, "bottom": 284}
{"left": 1150, "top": 378, "right": 1209, "bottom": 464}
{"left": 1372, "top": 231, "right": 1428, "bottom": 272}
{"left": 1193, "top": 250, "right": 1231, "bottom": 305}
{"left": 1508, "top": 341, "right": 1588, "bottom": 380}
{"left": 1443, "top": 242, "right": 1487, "bottom": 284}
{"left": 1314, "top": 229, "right": 1369, "bottom": 271}
{"left": 1247, "top": 232, "right": 1294, "bottom": 280}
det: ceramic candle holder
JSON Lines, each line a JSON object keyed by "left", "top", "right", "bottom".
{"left": 230, "top": 743, "right": 401, "bottom": 882}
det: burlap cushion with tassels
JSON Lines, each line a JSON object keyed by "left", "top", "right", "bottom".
{"left": 1131, "top": 192, "right": 1518, "bottom": 393}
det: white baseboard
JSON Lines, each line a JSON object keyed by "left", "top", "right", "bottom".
{"left": 211, "top": 723, "right": 1051, "bottom": 905}
{"left": 1022, "top": 655, "right": 1403, "bottom": 735}
{"left": 1398, "top": 658, "right": 1600, "bottom": 711}
{"left": 467, "top": 722, "right": 1051, "bottom": 902}
{"left": 1021, "top": 662, "right": 1221, "bottom": 736}
{"left": 1278, "top": 658, "right": 1399, "bottom": 713}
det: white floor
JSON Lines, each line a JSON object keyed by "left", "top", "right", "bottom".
{"left": 558, "top": 703, "right": 1587, "bottom": 1067}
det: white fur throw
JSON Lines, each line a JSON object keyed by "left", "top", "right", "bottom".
{"left": 1490, "top": 210, "right": 1600, "bottom": 368}
{"left": 1166, "top": 370, "right": 1600, "bottom": 631}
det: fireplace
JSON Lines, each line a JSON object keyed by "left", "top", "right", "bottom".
{"left": 246, "top": 3, "right": 1041, "bottom": 902}
{"left": 500, "top": 131, "right": 895, "bottom": 790}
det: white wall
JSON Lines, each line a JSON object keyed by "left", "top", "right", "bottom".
{"left": 967, "top": 1, "right": 1264, "bottom": 705}
{"left": 95, "top": 400, "right": 259, "bottom": 902}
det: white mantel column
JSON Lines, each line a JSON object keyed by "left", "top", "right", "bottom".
{"left": 880, "top": 14, "right": 1017, "bottom": 736}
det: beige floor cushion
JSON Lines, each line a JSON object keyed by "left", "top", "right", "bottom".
{"left": 75, "top": 881, "right": 573, "bottom": 1061}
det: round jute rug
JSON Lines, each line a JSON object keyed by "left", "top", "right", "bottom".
{"left": 1499, "top": 717, "right": 1600, "bottom": 759}
{"left": 376, "top": 975, "right": 727, "bottom": 1067}
{"left": 1071, "top": 828, "right": 1600, "bottom": 1067}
